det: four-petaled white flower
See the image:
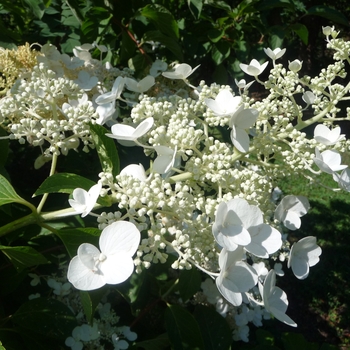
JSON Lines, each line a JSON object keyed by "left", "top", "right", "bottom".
{"left": 274, "top": 195, "right": 310, "bottom": 230}
{"left": 288, "top": 236, "right": 322, "bottom": 280}
{"left": 106, "top": 117, "right": 154, "bottom": 142}
{"left": 313, "top": 148, "right": 347, "bottom": 174}
{"left": 263, "top": 48, "right": 286, "bottom": 61}
{"left": 213, "top": 198, "right": 282, "bottom": 257}
{"left": 205, "top": 90, "right": 242, "bottom": 117}
{"left": 314, "top": 124, "right": 345, "bottom": 146}
{"left": 162, "top": 63, "right": 200, "bottom": 80}
{"left": 74, "top": 71, "right": 98, "bottom": 91}
{"left": 125, "top": 76, "right": 155, "bottom": 93}
{"left": 259, "top": 270, "right": 297, "bottom": 327}
{"left": 229, "top": 108, "right": 259, "bottom": 153}
{"left": 69, "top": 183, "right": 102, "bottom": 218}
{"left": 239, "top": 59, "right": 268, "bottom": 76}
{"left": 216, "top": 247, "right": 258, "bottom": 306}
{"left": 67, "top": 221, "right": 141, "bottom": 291}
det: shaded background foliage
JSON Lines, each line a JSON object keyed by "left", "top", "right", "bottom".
{"left": 0, "top": 0, "right": 350, "bottom": 349}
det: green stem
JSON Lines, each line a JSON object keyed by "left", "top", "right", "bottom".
{"left": 0, "top": 213, "right": 39, "bottom": 237}
{"left": 36, "top": 152, "right": 58, "bottom": 214}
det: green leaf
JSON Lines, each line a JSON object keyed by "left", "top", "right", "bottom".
{"left": 207, "top": 28, "right": 225, "bottom": 43}
{"left": 80, "top": 288, "right": 107, "bottom": 324}
{"left": 131, "top": 333, "right": 170, "bottom": 350}
{"left": 64, "top": 0, "right": 85, "bottom": 23}
{"left": 0, "top": 245, "right": 48, "bottom": 271}
{"left": 0, "top": 174, "right": 28, "bottom": 207}
{"left": 256, "top": 0, "right": 295, "bottom": 12}
{"left": 34, "top": 173, "right": 95, "bottom": 196}
{"left": 281, "top": 332, "right": 318, "bottom": 350}
{"left": 177, "top": 268, "right": 201, "bottom": 302}
{"left": 0, "top": 340, "right": 5, "bottom": 350}
{"left": 193, "top": 305, "right": 232, "bottom": 350}
{"left": 188, "top": 0, "right": 203, "bottom": 20}
{"left": 165, "top": 304, "right": 204, "bottom": 350}
{"left": 143, "top": 30, "right": 183, "bottom": 61}
{"left": 12, "top": 298, "right": 77, "bottom": 340}
{"left": 307, "top": 5, "right": 350, "bottom": 27}
{"left": 290, "top": 23, "right": 308, "bottom": 45}
{"left": 89, "top": 123, "right": 120, "bottom": 178}
{"left": 140, "top": 4, "right": 179, "bottom": 39}
{"left": 23, "top": 0, "right": 46, "bottom": 19}
{"left": 55, "top": 227, "right": 100, "bottom": 258}
{"left": 211, "top": 41, "right": 230, "bottom": 65}
{"left": 128, "top": 53, "right": 151, "bottom": 74}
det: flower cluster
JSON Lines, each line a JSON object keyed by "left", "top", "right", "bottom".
{"left": 3, "top": 27, "right": 350, "bottom": 343}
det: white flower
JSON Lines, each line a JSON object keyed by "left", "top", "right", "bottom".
{"left": 259, "top": 270, "right": 297, "bottom": 327}
{"left": 95, "top": 76, "right": 125, "bottom": 105}
{"left": 205, "top": 90, "right": 242, "bottom": 117}
{"left": 153, "top": 145, "right": 177, "bottom": 174}
{"left": 212, "top": 199, "right": 252, "bottom": 250}
{"left": 112, "top": 334, "right": 129, "bottom": 350}
{"left": 28, "top": 273, "right": 40, "bottom": 286}
{"left": 216, "top": 247, "right": 258, "bottom": 306}
{"left": 302, "top": 91, "right": 316, "bottom": 105}
{"left": 149, "top": 60, "right": 168, "bottom": 77}
{"left": 288, "top": 59, "right": 302, "bottom": 72}
{"left": 314, "top": 124, "right": 345, "bottom": 146}
{"left": 263, "top": 47, "right": 286, "bottom": 61}
{"left": 322, "top": 26, "right": 339, "bottom": 39}
{"left": 106, "top": 117, "right": 154, "bottom": 142}
{"left": 67, "top": 221, "right": 141, "bottom": 291}
{"left": 239, "top": 59, "right": 268, "bottom": 76}
{"left": 288, "top": 236, "right": 322, "bottom": 280}
{"left": 120, "top": 164, "right": 147, "bottom": 181}
{"left": 74, "top": 71, "right": 98, "bottom": 91}
{"left": 334, "top": 168, "right": 350, "bottom": 191}
{"left": 274, "top": 195, "right": 310, "bottom": 230}
{"left": 162, "top": 63, "right": 200, "bottom": 80}
{"left": 125, "top": 76, "right": 155, "bottom": 93}
{"left": 96, "top": 102, "right": 116, "bottom": 125}
{"left": 213, "top": 198, "right": 281, "bottom": 257}
{"left": 47, "top": 278, "right": 71, "bottom": 296}
{"left": 229, "top": 108, "right": 259, "bottom": 153}
{"left": 235, "top": 79, "right": 254, "bottom": 91}
{"left": 313, "top": 148, "right": 347, "bottom": 174}
{"left": 68, "top": 183, "right": 102, "bottom": 217}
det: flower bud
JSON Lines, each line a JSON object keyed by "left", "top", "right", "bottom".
{"left": 288, "top": 59, "right": 302, "bottom": 73}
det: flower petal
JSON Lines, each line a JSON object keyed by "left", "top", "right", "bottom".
{"left": 67, "top": 255, "right": 105, "bottom": 291}
{"left": 99, "top": 221, "right": 140, "bottom": 256}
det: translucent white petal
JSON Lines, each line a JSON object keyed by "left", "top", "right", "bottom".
{"left": 227, "top": 198, "right": 263, "bottom": 228}
{"left": 120, "top": 164, "right": 147, "bottom": 181}
{"left": 233, "top": 108, "right": 259, "bottom": 129}
{"left": 231, "top": 127, "right": 250, "bottom": 153}
{"left": 291, "top": 256, "right": 309, "bottom": 279}
{"left": 99, "top": 221, "right": 140, "bottom": 256}
{"left": 107, "top": 124, "right": 135, "bottom": 140}
{"left": 67, "top": 256, "right": 105, "bottom": 291}
{"left": 77, "top": 243, "right": 100, "bottom": 269}
{"left": 133, "top": 117, "right": 154, "bottom": 138}
{"left": 100, "top": 252, "right": 134, "bottom": 284}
